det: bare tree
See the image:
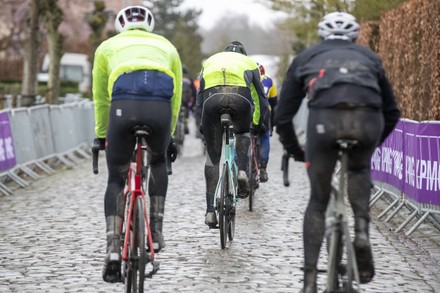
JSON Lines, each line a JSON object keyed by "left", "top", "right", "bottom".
{"left": 21, "top": 0, "right": 41, "bottom": 106}
{"left": 41, "top": 0, "right": 64, "bottom": 104}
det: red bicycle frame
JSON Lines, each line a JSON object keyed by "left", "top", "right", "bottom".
{"left": 122, "top": 140, "right": 156, "bottom": 265}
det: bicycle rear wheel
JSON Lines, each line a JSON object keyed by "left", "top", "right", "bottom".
{"left": 141, "top": 149, "right": 149, "bottom": 194}
{"left": 326, "top": 221, "right": 342, "bottom": 292}
{"left": 342, "top": 221, "right": 359, "bottom": 292}
{"left": 248, "top": 151, "right": 255, "bottom": 212}
{"left": 227, "top": 186, "right": 235, "bottom": 241}
{"left": 125, "top": 197, "right": 146, "bottom": 293}
{"left": 219, "top": 163, "right": 229, "bottom": 249}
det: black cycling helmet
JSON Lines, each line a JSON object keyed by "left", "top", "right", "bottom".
{"left": 224, "top": 41, "right": 247, "bottom": 55}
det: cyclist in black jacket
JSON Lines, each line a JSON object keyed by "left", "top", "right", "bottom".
{"left": 275, "top": 12, "right": 400, "bottom": 293}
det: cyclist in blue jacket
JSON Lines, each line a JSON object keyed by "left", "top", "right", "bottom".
{"left": 257, "top": 63, "right": 278, "bottom": 182}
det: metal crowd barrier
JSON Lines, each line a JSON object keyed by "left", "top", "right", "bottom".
{"left": 0, "top": 100, "right": 95, "bottom": 195}
{"left": 368, "top": 119, "right": 440, "bottom": 236}
{"left": 370, "top": 181, "right": 440, "bottom": 236}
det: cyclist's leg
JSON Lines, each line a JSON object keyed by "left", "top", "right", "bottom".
{"left": 345, "top": 109, "right": 384, "bottom": 283}
{"left": 259, "top": 130, "right": 270, "bottom": 182}
{"left": 141, "top": 100, "right": 172, "bottom": 252}
{"left": 103, "top": 100, "right": 138, "bottom": 282}
{"left": 302, "top": 108, "right": 339, "bottom": 291}
{"left": 200, "top": 90, "right": 223, "bottom": 226}
{"left": 229, "top": 88, "right": 252, "bottom": 198}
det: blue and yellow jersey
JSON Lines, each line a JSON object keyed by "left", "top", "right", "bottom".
{"left": 92, "top": 29, "right": 182, "bottom": 138}
{"left": 261, "top": 74, "right": 278, "bottom": 111}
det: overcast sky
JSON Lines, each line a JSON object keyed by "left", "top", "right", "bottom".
{"left": 180, "top": 0, "right": 287, "bottom": 30}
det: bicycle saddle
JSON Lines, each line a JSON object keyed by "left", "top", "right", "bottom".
{"left": 336, "top": 139, "right": 358, "bottom": 150}
{"left": 221, "top": 113, "right": 231, "bottom": 126}
{"left": 131, "top": 125, "right": 152, "bottom": 137}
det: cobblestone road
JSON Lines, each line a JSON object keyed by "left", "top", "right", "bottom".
{"left": 0, "top": 119, "right": 439, "bottom": 292}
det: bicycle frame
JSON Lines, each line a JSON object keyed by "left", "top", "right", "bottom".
{"left": 121, "top": 134, "right": 159, "bottom": 280}
{"left": 213, "top": 121, "right": 238, "bottom": 210}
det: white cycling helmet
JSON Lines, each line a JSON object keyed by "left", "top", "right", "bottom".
{"left": 115, "top": 6, "right": 155, "bottom": 33}
{"left": 318, "top": 12, "right": 359, "bottom": 41}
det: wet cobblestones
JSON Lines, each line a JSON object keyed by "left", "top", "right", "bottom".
{"left": 0, "top": 121, "right": 439, "bottom": 292}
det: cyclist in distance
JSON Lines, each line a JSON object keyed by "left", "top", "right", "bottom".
{"left": 274, "top": 12, "right": 400, "bottom": 292}
{"left": 197, "top": 41, "right": 267, "bottom": 227}
{"left": 181, "top": 65, "right": 197, "bottom": 134}
{"left": 92, "top": 5, "right": 181, "bottom": 283}
{"left": 257, "top": 63, "right": 278, "bottom": 182}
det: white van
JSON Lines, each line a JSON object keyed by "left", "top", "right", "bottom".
{"left": 37, "top": 52, "right": 91, "bottom": 93}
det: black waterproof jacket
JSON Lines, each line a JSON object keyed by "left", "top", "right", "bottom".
{"left": 275, "top": 39, "right": 400, "bottom": 146}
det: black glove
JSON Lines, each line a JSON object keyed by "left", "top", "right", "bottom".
{"left": 93, "top": 137, "right": 106, "bottom": 151}
{"left": 168, "top": 138, "right": 178, "bottom": 162}
{"left": 284, "top": 143, "right": 305, "bottom": 162}
{"left": 251, "top": 123, "right": 266, "bottom": 135}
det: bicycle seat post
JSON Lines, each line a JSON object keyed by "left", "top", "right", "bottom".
{"left": 221, "top": 114, "right": 231, "bottom": 145}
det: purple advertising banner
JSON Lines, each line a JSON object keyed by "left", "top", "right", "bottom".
{"left": 371, "top": 120, "right": 404, "bottom": 191}
{"left": 371, "top": 119, "right": 440, "bottom": 206}
{"left": 0, "top": 112, "right": 16, "bottom": 171}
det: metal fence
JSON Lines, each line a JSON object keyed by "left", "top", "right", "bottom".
{"left": 0, "top": 97, "right": 94, "bottom": 195}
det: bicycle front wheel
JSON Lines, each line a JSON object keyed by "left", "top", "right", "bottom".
{"left": 125, "top": 197, "right": 146, "bottom": 293}
{"left": 219, "top": 163, "right": 229, "bottom": 249}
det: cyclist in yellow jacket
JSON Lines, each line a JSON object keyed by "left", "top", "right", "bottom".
{"left": 92, "top": 5, "right": 182, "bottom": 283}
{"left": 197, "top": 41, "right": 267, "bottom": 227}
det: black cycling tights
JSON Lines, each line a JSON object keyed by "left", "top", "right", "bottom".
{"left": 303, "top": 108, "right": 384, "bottom": 269}
{"left": 103, "top": 99, "right": 171, "bottom": 218}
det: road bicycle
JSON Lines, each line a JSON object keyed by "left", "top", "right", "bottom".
{"left": 212, "top": 113, "right": 238, "bottom": 249}
{"left": 248, "top": 130, "right": 260, "bottom": 211}
{"left": 322, "top": 139, "right": 361, "bottom": 293}
{"left": 92, "top": 126, "right": 160, "bottom": 293}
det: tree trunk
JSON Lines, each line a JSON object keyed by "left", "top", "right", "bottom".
{"left": 21, "top": 0, "right": 40, "bottom": 107}
{"left": 42, "top": 0, "right": 63, "bottom": 104}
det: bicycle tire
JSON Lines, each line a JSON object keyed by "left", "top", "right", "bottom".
{"left": 227, "top": 181, "right": 235, "bottom": 241}
{"left": 125, "top": 197, "right": 146, "bottom": 293}
{"left": 326, "top": 221, "right": 342, "bottom": 292}
{"left": 248, "top": 146, "right": 255, "bottom": 212}
{"left": 219, "top": 163, "right": 229, "bottom": 249}
{"left": 342, "top": 220, "right": 359, "bottom": 293}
